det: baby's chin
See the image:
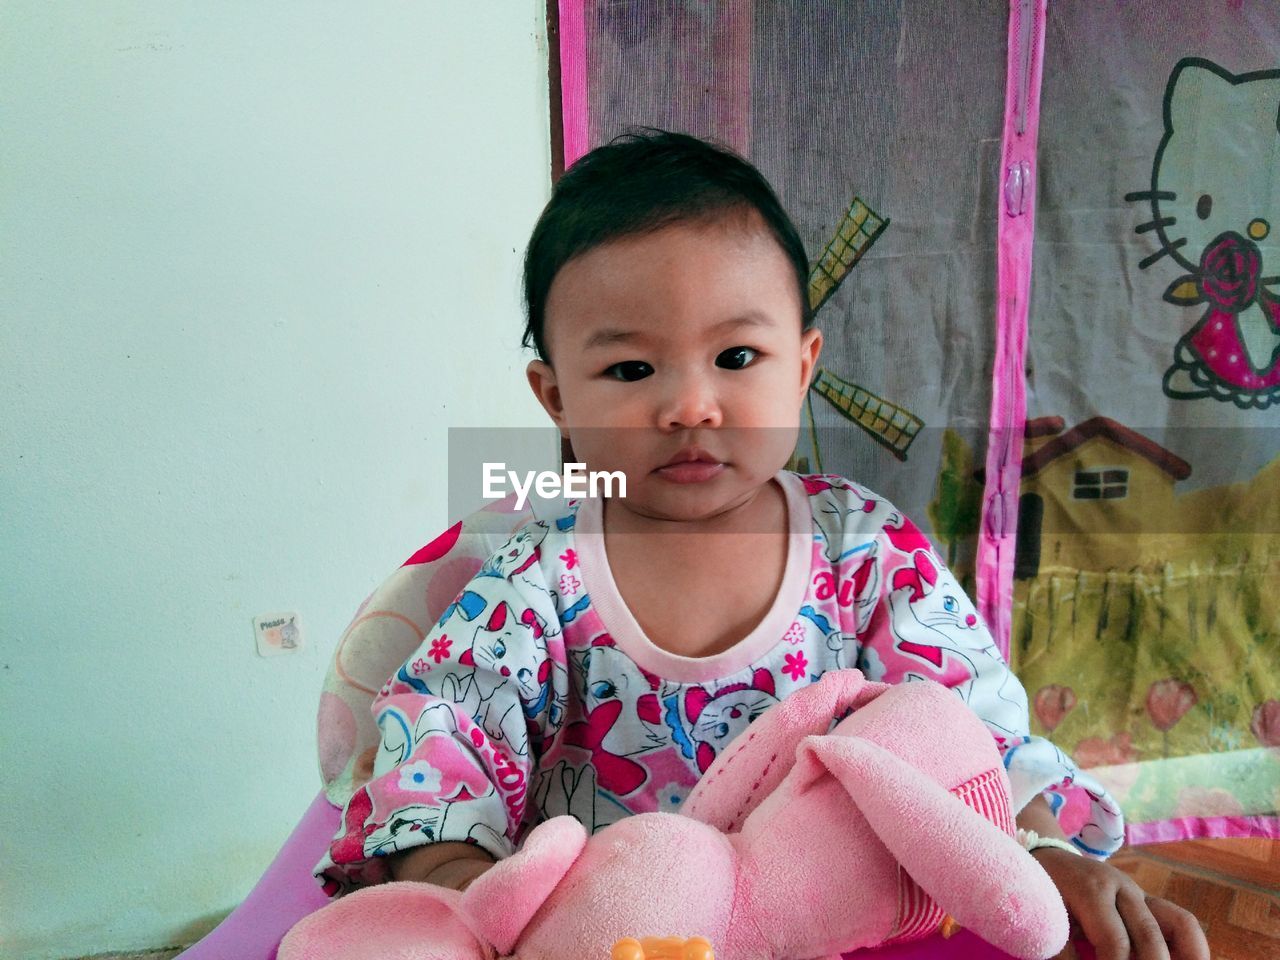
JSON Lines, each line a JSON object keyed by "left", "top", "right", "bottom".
{"left": 615, "top": 476, "right": 778, "bottom": 527}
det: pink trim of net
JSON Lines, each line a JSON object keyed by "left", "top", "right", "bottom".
{"left": 558, "top": 0, "right": 589, "bottom": 169}
{"left": 976, "top": 0, "right": 1046, "bottom": 659}
{"left": 1126, "top": 814, "right": 1280, "bottom": 846}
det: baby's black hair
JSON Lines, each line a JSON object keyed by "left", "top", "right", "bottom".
{"left": 522, "top": 128, "right": 813, "bottom": 361}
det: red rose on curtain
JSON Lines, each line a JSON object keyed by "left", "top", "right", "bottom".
{"left": 1033, "top": 684, "right": 1077, "bottom": 733}
{"left": 1199, "top": 232, "right": 1260, "bottom": 312}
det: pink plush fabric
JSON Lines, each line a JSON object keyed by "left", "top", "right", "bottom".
{"left": 280, "top": 670, "right": 1067, "bottom": 960}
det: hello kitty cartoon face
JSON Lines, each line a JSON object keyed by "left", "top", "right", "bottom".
{"left": 1129, "top": 57, "right": 1280, "bottom": 405}
{"left": 684, "top": 668, "right": 779, "bottom": 773}
{"left": 1141, "top": 59, "right": 1279, "bottom": 279}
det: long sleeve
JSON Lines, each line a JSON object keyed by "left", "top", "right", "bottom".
{"left": 315, "top": 524, "right": 569, "bottom": 893}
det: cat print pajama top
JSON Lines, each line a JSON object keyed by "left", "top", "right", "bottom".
{"left": 316, "top": 471, "right": 1124, "bottom": 893}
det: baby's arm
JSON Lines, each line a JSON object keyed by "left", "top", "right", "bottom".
{"left": 388, "top": 840, "right": 494, "bottom": 890}
{"left": 314, "top": 525, "right": 566, "bottom": 894}
{"left": 1015, "top": 794, "right": 1207, "bottom": 960}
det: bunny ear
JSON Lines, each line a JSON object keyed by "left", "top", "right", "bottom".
{"left": 280, "top": 882, "right": 486, "bottom": 960}
{"left": 799, "top": 736, "right": 1069, "bottom": 960}
{"left": 462, "top": 815, "right": 588, "bottom": 954}
{"left": 682, "top": 669, "right": 884, "bottom": 832}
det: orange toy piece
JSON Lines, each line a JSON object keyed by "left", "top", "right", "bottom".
{"left": 611, "top": 936, "right": 714, "bottom": 960}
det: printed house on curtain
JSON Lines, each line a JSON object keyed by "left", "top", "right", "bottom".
{"left": 1010, "top": 417, "right": 1191, "bottom": 579}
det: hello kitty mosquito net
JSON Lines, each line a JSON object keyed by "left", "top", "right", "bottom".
{"left": 550, "top": 0, "right": 1278, "bottom": 841}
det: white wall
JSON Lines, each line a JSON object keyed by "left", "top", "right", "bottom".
{"left": 0, "top": 3, "right": 551, "bottom": 956}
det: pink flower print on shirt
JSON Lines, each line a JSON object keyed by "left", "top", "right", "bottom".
{"left": 560, "top": 548, "right": 578, "bottom": 569}
{"left": 428, "top": 636, "right": 452, "bottom": 664}
{"left": 784, "top": 621, "right": 805, "bottom": 645}
{"left": 783, "top": 651, "right": 809, "bottom": 681}
{"left": 411, "top": 657, "right": 430, "bottom": 676}
{"left": 559, "top": 573, "right": 581, "bottom": 596}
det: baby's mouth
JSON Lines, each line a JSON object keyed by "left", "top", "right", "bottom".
{"left": 653, "top": 447, "right": 726, "bottom": 484}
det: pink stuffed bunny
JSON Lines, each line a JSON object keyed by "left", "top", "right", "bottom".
{"left": 280, "top": 669, "right": 1069, "bottom": 960}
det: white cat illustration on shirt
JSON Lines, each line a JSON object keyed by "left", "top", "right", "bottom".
{"left": 441, "top": 600, "right": 550, "bottom": 755}
{"left": 889, "top": 549, "right": 1026, "bottom": 735}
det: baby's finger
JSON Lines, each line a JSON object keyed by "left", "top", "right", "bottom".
{"left": 1068, "top": 890, "right": 1130, "bottom": 960}
{"left": 1115, "top": 885, "right": 1170, "bottom": 960}
{"left": 1145, "top": 896, "right": 1210, "bottom": 960}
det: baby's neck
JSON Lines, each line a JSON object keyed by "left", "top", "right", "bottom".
{"left": 600, "top": 479, "right": 791, "bottom": 658}
{"left": 602, "top": 479, "right": 785, "bottom": 539}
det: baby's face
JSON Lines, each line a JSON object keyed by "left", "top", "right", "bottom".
{"left": 527, "top": 213, "right": 822, "bottom": 524}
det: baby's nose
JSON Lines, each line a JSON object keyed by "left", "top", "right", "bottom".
{"left": 661, "top": 376, "right": 722, "bottom": 429}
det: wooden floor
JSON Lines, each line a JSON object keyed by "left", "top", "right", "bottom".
{"left": 1104, "top": 838, "right": 1279, "bottom": 960}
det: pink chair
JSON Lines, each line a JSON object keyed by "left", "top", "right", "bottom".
{"left": 177, "top": 496, "right": 1032, "bottom": 959}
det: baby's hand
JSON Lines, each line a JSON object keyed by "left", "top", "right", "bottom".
{"left": 1030, "top": 848, "right": 1208, "bottom": 960}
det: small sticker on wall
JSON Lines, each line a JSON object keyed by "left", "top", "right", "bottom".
{"left": 253, "top": 612, "right": 302, "bottom": 656}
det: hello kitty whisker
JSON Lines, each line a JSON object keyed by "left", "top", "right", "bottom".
{"left": 1134, "top": 217, "right": 1176, "bottom": 234}
{"left": 1138, "top": 239, "right": 1186, "bottom": 271}
{"left": 1123, "top": 189, "right": 1177, "bottom": 202}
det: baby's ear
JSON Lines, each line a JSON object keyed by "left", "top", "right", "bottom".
{"left": 462, "top": 815, "right": 588, "bottom": 954}
{"left": 681, "top": 669, "right": 883, "bottom": 832}
{"left": 526, "top": 360, "right": 567, "bottom": 431}
{"left": 799, "top": 326, "right": 823, "bottom": 394}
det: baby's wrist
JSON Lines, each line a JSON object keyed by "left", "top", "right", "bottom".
{"left": 388, "top": 840, "right": 495, "bottom": 886}
{"left": 1016, "top": 827, "right": 1083, "bottom": 859}
{"left": 427, "top": 856, "right": 494, "bottom": 891}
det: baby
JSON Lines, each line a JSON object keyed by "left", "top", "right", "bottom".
{"left": 316, "top": 131, "right": 1207, "bottom": 960}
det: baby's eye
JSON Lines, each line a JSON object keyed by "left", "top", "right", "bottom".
{"left": 590, "top": 680, "right": 617, "bottom": 699}
{"left": 715, "top": 346, "right": 758, "bottom": 370}
{"left": 604, "top": 360, "right": 654, "bottom": 382}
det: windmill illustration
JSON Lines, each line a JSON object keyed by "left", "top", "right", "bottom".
{"left": 790, "top": 197, "right": 923, "bottom": 473}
